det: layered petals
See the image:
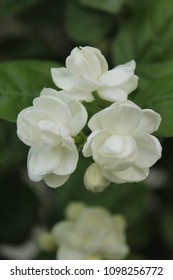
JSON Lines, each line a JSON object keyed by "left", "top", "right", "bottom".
{"left": 51, "top": 46, "right": 138, "bottom": 102}
{"left": 27, "top": 143, "right": 78, "bottom": 187}
{"left": 66, "top": 46, "right": 108, "bottom": 81}
{"left": 17, "top": 88, "right": 87, "bottom": 188}
{"left": 82, "top": 100, "right": 162, "bottom": 188}
{"left": 103, "top": 166, "right": 149, "bottom": 184}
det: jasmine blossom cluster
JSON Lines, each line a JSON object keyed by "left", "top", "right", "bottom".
{"left": 17, "top": 46, "right": 162, "bottom": 191}
{"left": 17, "top": 88, "right": 87, "bottom": 188}
{"left": 51, "top": 202, "right": 129, "bottom": 260}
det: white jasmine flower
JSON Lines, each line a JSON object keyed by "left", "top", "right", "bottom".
{"left": 52, "top": 202, "right": 129, "bottom": 260}
{"left": 17, "top": 88, "right": 88, "bottom": 188}
{"left": 84, "top": 162, "right": 111, "bottom": 192}
{"left": 82, "top": 100, "right": 162, "bottom": 184}
{"left": 51, "top": 46, "right": 138, "bottom": 102}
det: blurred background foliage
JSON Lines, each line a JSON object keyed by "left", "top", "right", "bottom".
{"left": 0, "top": 0, "right": 173, "bottom": 260}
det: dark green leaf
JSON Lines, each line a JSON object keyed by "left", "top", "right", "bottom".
{"left": 0, "top": 60, "right": 60, "bottom": 122}
{"left": 65, "top": 0, "right": 112, "bottom": 44}
{"left": 77, "top": 0, "right": 126, "bottom": 14}
{"left": 112, "top": 0, "right": 173, "bottom": 64}
{"left": 131, "top": 61, "right": 173, "bottom": 137}
{"left": 0, "top": 0, "right": 44, "bottom": 17}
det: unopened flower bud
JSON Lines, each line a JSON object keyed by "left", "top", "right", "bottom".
{"left": 65, "top": 202, "right": 86, "bottom": 221}
{"left": 38, "top": 232, "right": 56, "bottom": 252}
{"left": 84, "top": 163, "right": 110, "bottom": 192}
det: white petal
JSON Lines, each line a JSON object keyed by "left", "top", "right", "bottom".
{"left": 57, "top": 246, "right": 85, "bottom": 260}
{"left": 66, "top": 46, "right": 108, "bottom": 80}
{"left": 99, "top": 60, "right": 136, "bottom": 86}
{"left": 51, "top": 67, "right": 77, "bottom": 90}
{"left": 82, "top": 131, "right": 106, "bottom": 157}
{"left": 89, "top": 101, "right": 142, "bottom": 134}
{"left": 68, "top": 101, "right": 88, "bottom": 136}
{"left": 40, "top": 87, "right": 61, "bottom": 97}
{"left": 92, "top": 134, "right": 136, "bottom": 171}
{"left": 136, "top": 109, "right": 161, "bottom": 134}
{"left": 17, "top": 107, "right": 41, "bottom": 146}
{"left": 90, "top": 46, "right": 108, "bottom": 73}
{"left": 135, "top": 134, "right": 162, "bottom": 168}
{"left": 28, "top": 143, "right": 78, "bottom": 182}
{"left": 51, "top": 67, "right": 97, "bottom": 94}
{"left": 44, "top": 173, "right": 70, "bottom": 188}
{"left": 38, "top": 120, "right": 69, "bottom": 147}
{"left": 33, "top": 95, "right": 70, "bottom": 126}
{"left": 97, "top": 87, "right": 128, "bottom": 102}
{"left": 120, "top": 75, "right": 138, "bottom": 94}
{"left": 52, "top": 144, "right": 79, "bottom": 175}
{"left": 104, "top": 165, "right": 149, "bottom": 183}
{"left": 27, "top": 147, "right": 59, "bottom": 180}
{"left": 87, "top": 111, "right": 103, "bottom": 131}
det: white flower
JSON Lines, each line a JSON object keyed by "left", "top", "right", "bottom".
{"left": 82, "top": 100, "right": 162, "bottom": 184}
{"left": 17, "top": 88, "right": 88, "bottom": 188}
{"left": 52, "top": 202, "right": 129, "bottom": 260}
{"left": 84, "top": 162, "right": 111, "bottom": 192}
{"left": 51, "top": 46, "right": 138, "bottom": 102}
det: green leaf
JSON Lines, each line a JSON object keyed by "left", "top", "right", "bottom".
{"left": 65, "top": 0, "right": 112, "bottom": 44}
{"left": 0, "top": 0, "right": 44, "bottom": 17}
{"left": 77, "top": 0, "right": 126, "bottom": 14}
{"left": 131, "top": 60, "right": 173, "bottom": 137}
{"left": 0, "top": 60, "right": 60, "bottom": 122}
{"left": 112, "top": 0, "right": 173, "bottom": 65}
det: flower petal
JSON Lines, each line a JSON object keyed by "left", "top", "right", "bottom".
{"left": 136, "top": 109, "right": 161, "bottom": 134}
{"left": 97, "top": 87, "right": 128, "bottom": 102}
{"left": 82, "top": 131, "right": 106, "bottom": 157}
{"left": 66, "top": 46, "right": 108, "bottom": 80}
{"left": 92, "top": 134, "right": 136, "bottom": 171}
{"left": 99, "top": 60, "right": 136, "bottom": 86}
{"left": 89, "top": 101, "right": 142, "bottom": 134}
{"left": 68, "top": 101, "right": 88, "bottom": 136}
{"left": 44, "top": 173, "right": 70, "bottom": 188}
{"left": 52, "top": 144, "right": 79, "bottom": 175}
{"left": 38, "top": 120, "right": 69, "bottom": 148}
{"left": 51, "top": 67, "right": 96, "bottom": 94}
{"left": 104, "top": 165, "right": 149, "bottom": 183}
{"left": 135, "top": 133, "right": 162, "bottom": 168}
{"left": 119, "top": 75, "right": 138, "bottom": 94}
{"left": 28, "top": 142, "right": 78, "bottom": 182}
{"left": 17, "top": 107, "right": 41, "bottom": 146}
{"left": 27, "top": 147, "right": 59, "bottom": 180}
{"left": 33, "top": 95, "right": 70, "bottom": 126}
{"left": 51, "top": 67, "right": 77, "bottom": 91}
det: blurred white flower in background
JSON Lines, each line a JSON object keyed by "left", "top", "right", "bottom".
{"left": 83, "top": 100, "right": 162, "bottom": 187}
{"left": 17, "top": 88, "right": 87, "bottom": 188}
{"left": 51, "top": 46, "right": 138, "bottom": 102}
{"left": 51, "top": 202, "right": 129, "bottom": 260}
